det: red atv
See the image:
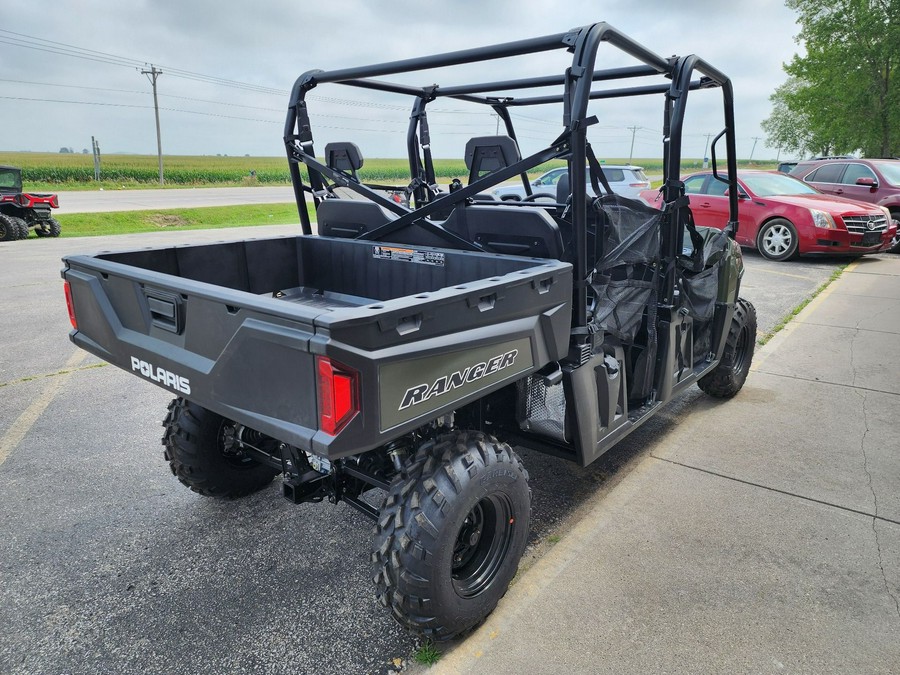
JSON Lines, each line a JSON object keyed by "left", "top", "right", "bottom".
{"left": 0, "top": 165, "right": 60, "bottom": 241}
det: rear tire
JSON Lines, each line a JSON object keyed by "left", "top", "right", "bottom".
{"left": 161, "top": 398, "right": 279, "bottom": 498}
{"left": 372, "top": 430, "right": 531, "bottom": 641}
{"left": 34, "top": 218, "right": 61, "bottom": 238}
{"left": 756, "top": 218, "right": 799, "bottom": 261}
{"left": 698, "top": 298, "right": 757, "bottom": 398}
{"left": 0, "top": 214, "right": 17, "bottom": 241}
{"left": 12, "top": 217, "right": 28, "bottom": 239}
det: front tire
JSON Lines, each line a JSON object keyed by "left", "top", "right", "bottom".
{"left": 372, "top": 430, "right": 531, "bottom": 641}
{"left": 161, "top": 398, "right": 279, "bottom": 498}
{"left": 756, "top": 218, "right": 799, "bottom": 261}
{"left": 698, "top": 298, "right": 757, "bottom": 398}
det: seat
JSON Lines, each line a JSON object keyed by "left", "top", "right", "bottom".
{"left": 464, "top": 136, "right": 521, "bottom": 185}
{"left": 316, "top": 199, "right": 394, "bottom": 238}
{"left": 442, "top": 204, "right": 563, "bottom": 259}
{"left": 323, "top": 142, "right": 364, "bottom": 181}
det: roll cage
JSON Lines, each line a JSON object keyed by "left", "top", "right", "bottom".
{"left": 283, "top": 21, "right": 738, "bottom": 332}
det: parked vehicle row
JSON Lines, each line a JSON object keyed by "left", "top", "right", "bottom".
{"left": 641, "top": 169, "right": 898, "bottom": 261}
{"left": 492, "top": 164, "right": 650, "bottom": 201}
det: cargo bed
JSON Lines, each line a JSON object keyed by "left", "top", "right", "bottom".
{"left": 63, "top": 234, "right": 572, "bottom": 458}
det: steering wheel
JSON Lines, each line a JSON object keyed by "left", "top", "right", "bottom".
{"left": 521, "top": 192, "right": 556, "bottom": 203}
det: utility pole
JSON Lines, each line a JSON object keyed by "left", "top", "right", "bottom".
{"left": 749, "top": 136, "right": 761, "bottom": 163}
{"left": 627, "top": 125, "right": 639, "bottom": 163}
{"left": 91, "top": 136, "right": 101, "bottom": 181}
{"left": 141, "top": 65, "right": 164, "bottom": 185}
{"left": 702, "top": 133, "right": 713, "bottom": 169}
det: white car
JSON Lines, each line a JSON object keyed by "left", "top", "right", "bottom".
{"left": 491, "top": 165, "right": 651, "bottom": 201}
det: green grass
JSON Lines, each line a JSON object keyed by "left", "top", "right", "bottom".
{"left": 413, "top": 641, "right": 441, "bottom": 666}
{"left": 757, "top": 265, "right": 847, "bottom": 346}
{"left": 54, "top": 203, "right": 311, "bottom": 237}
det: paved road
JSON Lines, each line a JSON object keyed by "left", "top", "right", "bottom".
{"left": 0, "top": 225, "right": 872, "bottom": 674}
{"left": 56, "top": 186, "right": 298, "bottom": 214}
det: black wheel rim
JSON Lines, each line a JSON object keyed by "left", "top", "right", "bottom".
{"left": 451, "top": 493, "right": 515, "bottom": 599}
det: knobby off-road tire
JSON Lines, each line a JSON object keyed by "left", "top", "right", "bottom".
{"left": 372, "top": 430, "right": 531, "bottom": 641}
{"left": 13, "top": 217, "right": 28, "bottom": 239}
{"left": 34, "top": 218, "right": 61, "bottom": 238}
{"left": 698, "top": 298, "right": 757, "bottom": 398}
{"left": 161, "top": 398, "right": 279, "bottom": 498}
{"left": 0, "top": 214, "right": 17, "bottom": 241}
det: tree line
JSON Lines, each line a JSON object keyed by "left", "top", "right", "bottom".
{"left": 763, "top": 0, "right": 900, "bottom": 158}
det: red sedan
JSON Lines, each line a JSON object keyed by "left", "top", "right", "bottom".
{"left": 640, "top": 171, "right": 897, "bottom": 261}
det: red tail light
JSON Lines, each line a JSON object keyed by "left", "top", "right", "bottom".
{"left": 316, "top": 356, "right": 358, "bottom": 435}
{"left": 64, "top": 281, "right": 77, "bottom": 329}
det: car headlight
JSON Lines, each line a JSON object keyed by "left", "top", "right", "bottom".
{"left": 810, "top": 209, "right": 836, "bottom": 229}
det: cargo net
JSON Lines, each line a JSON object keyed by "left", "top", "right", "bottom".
{"left": 588, "top": 194, "right": 661, "bottom": 341}
{"left": 516, "top": 375, "right": 568, "bottom": 443}
{"left": 678, "top": 227, "right": 730, "bottom": 321}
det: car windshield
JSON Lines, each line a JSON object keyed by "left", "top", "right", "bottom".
{"left": 740, "top": 172, "right": 819, "bottom": 196}
{"left": 0, "top": 168, "right": 21, "bottom": 190}
{"left": 871, "top": 161, "right": 900, "bottom": 186}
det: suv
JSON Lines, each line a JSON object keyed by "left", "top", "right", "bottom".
{"left": 0, "top": 165, "right": 60, "bottom": 240}
{"left": 491, "top": 165, "right": 650, "bottom": 201}
{"left": 791, "top": 158, "right": 900, "bottom": 252}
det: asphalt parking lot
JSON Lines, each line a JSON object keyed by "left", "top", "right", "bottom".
{"left": 0, "top": 224, "right": 876, "bottom": 674}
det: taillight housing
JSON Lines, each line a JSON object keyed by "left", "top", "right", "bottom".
{"left": 316, "top": 356, "right": 359, "bottom": 436}
{"left": 64, "top": 281, "right": 77, "bottom": 329}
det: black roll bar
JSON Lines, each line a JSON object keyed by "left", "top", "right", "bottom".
{"left": 283, "top": 21, "right": 737, "bottom": 334}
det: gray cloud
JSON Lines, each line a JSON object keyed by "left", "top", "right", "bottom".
{"left": 0, "top": 1, "right": 802, "bottom": 161}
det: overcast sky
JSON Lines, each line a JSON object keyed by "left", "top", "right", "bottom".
{"left": 0, "top": 1, "right": 804, "bottom": 162}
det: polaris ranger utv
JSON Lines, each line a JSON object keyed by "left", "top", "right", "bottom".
{"left": 0, "top": 165, "right": 60, "bottom": 240}
{"left": 62, "top": 23, "right": 756, "bottom": 640}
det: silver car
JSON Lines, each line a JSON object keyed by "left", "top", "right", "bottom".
{"left": 491, "top": 165, "right": 651, "bottom": 201}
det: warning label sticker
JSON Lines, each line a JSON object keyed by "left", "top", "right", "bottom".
{"left": 373, "top": 245, "right": 445, "bottom": 266}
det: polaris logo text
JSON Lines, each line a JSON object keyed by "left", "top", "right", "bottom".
{"left": 398, "top": 349, "right": 518, "bottom": 411}
{"left": 130, "top": 356, "right": 191, "bottom": 395}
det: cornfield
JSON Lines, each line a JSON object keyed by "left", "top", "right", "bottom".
{"left": 0, "top": 152, "right": 570, "bottom": 187}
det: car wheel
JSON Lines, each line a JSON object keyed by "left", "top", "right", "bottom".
{"left": 888, "top": 211, "right": 900, "bottom": 253}
{"left": 756, "top": 218, "right": 799, "bottom": 261}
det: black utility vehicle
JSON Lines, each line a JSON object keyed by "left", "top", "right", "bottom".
{"left": 62, "top": 23, "right": 756, "bottom": 640}
{"left": 0, "top": 165, "right": 60, "bottom": 240}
